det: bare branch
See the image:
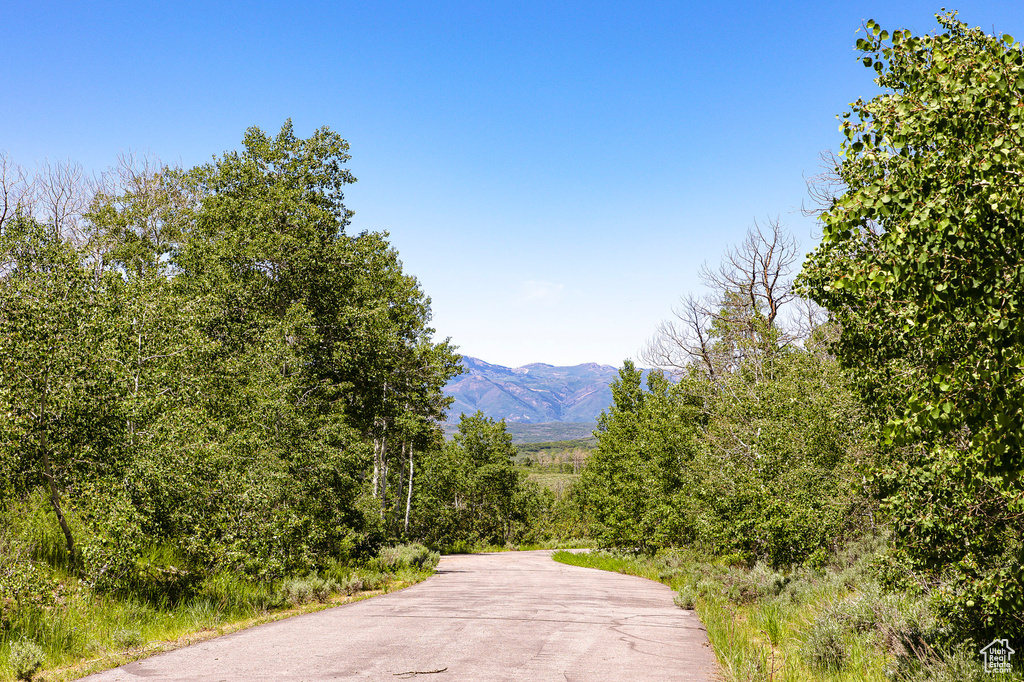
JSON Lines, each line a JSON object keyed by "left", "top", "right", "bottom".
{"left": 645, "top": 220, "right": 815, "bottom": 379}
{"left": 642, "top": 293, "right": 718, "bottom": 379}
{"left": 35, "top": 158, "right": 93, "bottom": 244}
{"left": 0, "top": 151, "right": 36, "bottom": 231}
{"left": 802, "top": 149, "right": 845, "bottom": 223}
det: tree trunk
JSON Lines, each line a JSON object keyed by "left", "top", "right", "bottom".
{"left": 372, "top": 438, "right": 380, "bottom": 499}
{"left": 404, "top": 444, "right": 414, "bottom": 534}
{"left": 38, "top": 370, "right": 77, "bottom": 563}
{"left": 394, "top": 442, "right": 405, "bottom": 529}
{"left": 379, "top": 435, "right": 388, "bottom": 519}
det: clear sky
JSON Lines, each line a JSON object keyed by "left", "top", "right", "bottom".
{"left": 4, "top": 1, "right": 1022, "bottom": 367}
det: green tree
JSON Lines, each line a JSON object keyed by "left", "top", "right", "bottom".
{"left": 581, "top": 342, "right": 868, "bottom": 564}
{"left": 1, "top": 169, "right": 215, "bottom": 586}
{"left": 578, "top": 363, "right": 695, "bottom": 551}
{"left": 170, "top": 121, "right": 460, "bottom": 570}
{"left": 0, "top": 215, "right": 101, "bottom": 563}
{"left": 582, "top": 218, "right": 871, "bottom": 563}
{"left": 0, "top": 124, "right": 461, "bottom": 591}
{"left": 414, "top": 412, "right": 531, "bottom": 546}
{"left": 689, "top": 329, "right": 870, "bottom": 566}
{"left": 798, "top": 12, "right": 1024, "bottom": 638}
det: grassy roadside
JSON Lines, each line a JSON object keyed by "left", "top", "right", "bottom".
{"left": 0, "top": 545, "right": 438, "bottom": 682}
{"left": 553, "top": 539, "right": 1023, "bottom": 682}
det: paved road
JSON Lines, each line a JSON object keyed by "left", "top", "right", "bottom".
{"left": 79, "top": 550, "right": 718, "bottom": 681}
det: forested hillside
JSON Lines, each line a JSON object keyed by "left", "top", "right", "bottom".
{"left": 443, "top": 356, "right": 648, "bottom": 425}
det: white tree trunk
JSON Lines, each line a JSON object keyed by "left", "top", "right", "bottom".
{"left": 404, "top": 444, "right": 414, "bottom": 534}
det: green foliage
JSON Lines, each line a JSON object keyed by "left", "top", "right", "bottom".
{"left": 802, "top": 613, "right": 848, "bottom": 671}
{"left": 109, "top": 628, "right": 144, "bottom": 649}
{"left": 371, "top": 543, "right": 440, "bottom": 572}
{"left": 576, "top": 218, "right": 874, "bottom": 566}
{"left": 277, "top": 574, "right": 339, "bottom": 606}
{"left": 0, "top": 122, "right": 465, "bottom": 676}
{"left": 413, "top": 412, "right": 547, "bottom": 547}
{"left": 577, "top": 364, "right": 696, "bottom": 550}
{"left": 8, "top": 640, "right": 44, "bottom": 681}
{"left": 0, "top": 536, "right": 437, "bottom": 679}
{"left": 798, "top": 12, "right": 1024, "bottom": 642}
{"left": 0, "top": 124, "right": 472, "bottom": 682}
{"left": 580, "top": 333, "right": 870, "bottom": 565}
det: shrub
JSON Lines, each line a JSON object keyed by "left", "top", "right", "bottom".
{"left": 130, "top": 544, "right": 200, "bottom": 604}
{"left": 9, "top": 639, "right": 45, "bottom": 681}
{"left": 372, "top": 544, "right": 439, "bottom": 572}
{"left": 341, "top": 574, "right": 363, "bottom": 595}
{"left": 674, "top": 584, "right": 697, "bottom": 610}
{"left": 721, "top": 562, "right": 789, "bottom": 604}
{"left": 802, "top": 611, "right": 847, "bottom": 671}
{"left": 0, "top": 518, "right": 57, "bottom": 629}
{"left": 111, "top": 628, "right": 144, "bottom": 649}
{"left": 277, "top": 574, "right": 338, "bottom": 606}
{"left": 889, "top": 643, "right": 992, "bottom": 682}
{"left": 359, "top": 571, "right": 391, "bottom": 591}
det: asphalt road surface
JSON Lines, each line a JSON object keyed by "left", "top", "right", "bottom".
{"left": 78, "top": 550, "right": 719, "bottom": 681}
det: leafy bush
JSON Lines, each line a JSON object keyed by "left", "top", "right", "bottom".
{"left": 581, "top": 346, "right": 873, "bottom": 566}
{"left": 277, "top": 574, "right": 339, "bottom": 606}
{"left": 801, "top": 611, "right": 848, "bottom": 671}
{"left": 724, "top": 562, "right": 790, "bottom": 604}
{"left": 797, "top": 12, "right": 1024, "bottom": 644}
{"left": 372, "top": 543, "right": 439, "bottom": 572}
{"left": 9, "top": 639, "right": 45, "bottom": 681}
{"left": 0, "top": 503, "right": 62, "bottom": 630}
{"left": 340, "top": 574, "right": 363, "bottom": 595}
{"left": 358, "top": 572, "right": 391, "bottom": 591}
{"left": 674, "top": 585, "right": 697, "bottom": 610}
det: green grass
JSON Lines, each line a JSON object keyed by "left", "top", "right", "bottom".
{"left": 504, "top": 422, "right": 597, "bottom": 444}
{"left": 552, "top": 548, "right": 668, "bottom": 584}
{"left": 524, "top": 471, "right": 579, "bottom": 494}
{"left": 515, "top": 437, "right": 597, "bottom": 458}
{"left": 552, "top": 541, "right": 1024, "bottom": 682}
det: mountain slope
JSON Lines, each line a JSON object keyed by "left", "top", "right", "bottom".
{"left": 444, "top": 357, "right": 643, "bottom": 424}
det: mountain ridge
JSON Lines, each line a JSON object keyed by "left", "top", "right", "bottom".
{"left": 443, "top": 356, "right": 646, "bottom": 425}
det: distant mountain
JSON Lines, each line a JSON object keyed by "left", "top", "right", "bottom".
{"left": 443, "top": 357, "right": 646, "bottom": 425}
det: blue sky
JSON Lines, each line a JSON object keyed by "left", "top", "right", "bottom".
{"left": 4, "top": 1, "right": 1022, "bottom": 367}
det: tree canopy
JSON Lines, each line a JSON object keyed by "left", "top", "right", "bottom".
{"left": 0, "top": 122, "right": 462, "bottom": 588}
{"left": 798, "top": 12, "right": 1024, "bottom": 639}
